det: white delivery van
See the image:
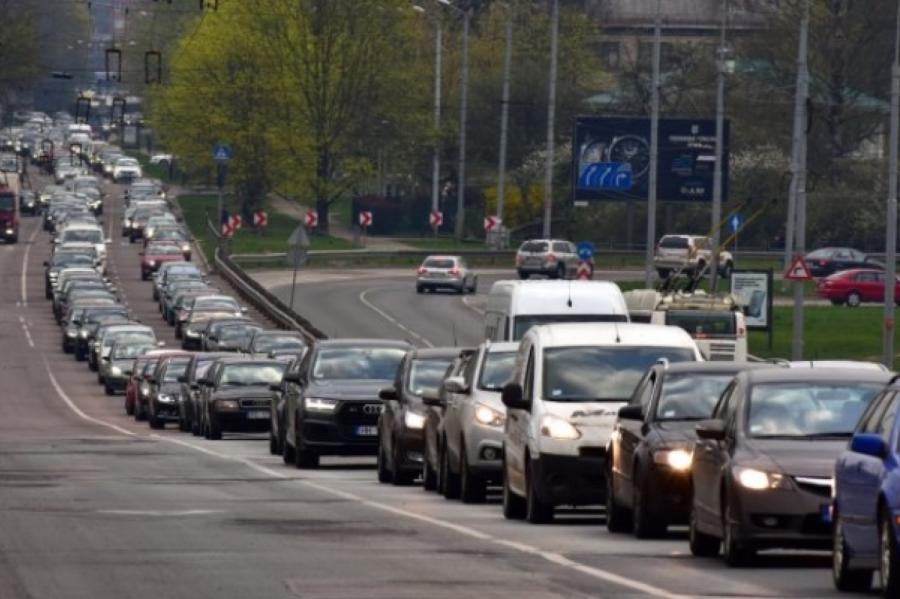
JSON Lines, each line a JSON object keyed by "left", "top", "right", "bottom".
{"left": 500, "top": 322, "right": 702, "bottom": 523}
{"left": 484, "top": 280, "right": 629, "bottom": 342}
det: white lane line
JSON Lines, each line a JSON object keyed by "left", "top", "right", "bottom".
{"left": 460, "top": 294, "right": 485, "bottom": 315}
{"left": 19, "top": 316, "right": 34, "bottom": 348}
{"left": 359, "top": 288, "right": 434, "bottom": 348}
{"left": 20, "top": 221, "right": 40, "bottom": 306}
{"left": 151, "top": 434, "right": 684, "bottom": 598}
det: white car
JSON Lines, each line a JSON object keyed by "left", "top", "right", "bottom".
{"left": 500, "top": 322, "right": 702, "bottom": 523}
{"left": 112, "top": 157, "right": 142, "bottom": 183}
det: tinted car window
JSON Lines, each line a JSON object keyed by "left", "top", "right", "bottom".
{"left": 253, "top": 335, "right": 306, "bottom": 353}
{"left": 655, "top": 374, "right": 734, "bottom": 420}
{"left": 219, "top": 363, "right": 286, "bottom": 386}
{"left": 520, "top": 241, "right": 549, "bottom": 253}
{"left": 407, "top": 358, "right": 454, "bottom": 397}
{"left": 659, "top": 236, "right": 689, "bottom": 249}
{"left": 162, "top": 361, "right": 190, "bottom": 382}
{"left": 478, "top": 351, "right": 516, "bottom": 391}
{"left": 312, "top": 347, "right": 407, "bottom": 380}
{"left": 747, "top": 383, "right": 882, "bottom": 437}
{"left": 423, "top": 258, "right": 455, "bottom": 268}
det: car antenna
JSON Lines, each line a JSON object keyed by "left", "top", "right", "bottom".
{"left": 614, "top": 321, "right": 621, "bottom": 344}
{"left": 567, "top": 280, "right": 573, "bottom": 308}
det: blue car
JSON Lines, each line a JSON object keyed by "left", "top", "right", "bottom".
{"left": 832, "top": 383, "right": 900, "bottom": 596}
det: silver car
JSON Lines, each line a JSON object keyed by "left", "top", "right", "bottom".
{"left": 515, "top": 239, "right": 579, "bottom": 279}
{"left": 435, "top": 341, "right": 518, "bottom": 503}
{"left": 415, "top": 255, "right": 477, "bottom": 294}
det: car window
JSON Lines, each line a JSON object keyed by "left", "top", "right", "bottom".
{"left": 877, "top": 393, "right": 899, "bottom": 443}
{"left": 552, "top": 242, "right": 569, "bottom": 253}
{"left": 655, "top": 373, "right": 735, "bottom": 421}
{"left": 659, "top": 236, "right": 688, "bottom": 249}
{"left": 423, "top": 258, "right": 455, "bottom": 269}
{"left": 637, "top": 372, "right": 656, "bottom": 411}
{"left": 850, "top": 250, "right": 866, "bottom": 262}
{"left": 311, "top": 347, "right": 407, "bottom": 380}
{"left": 859, "top": 390, "right": 893, "bottom": 434}
{"left": 478, "top": 351, "right": 515, "bottom": 391}
{"left": 520, "top": 241, "right": 548, "bottom": 253}
{"left": 407, "top": 358, "right": 454, "bottom": 397}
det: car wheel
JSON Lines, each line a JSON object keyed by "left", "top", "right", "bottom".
{"left": 422, "top": 455, "right": 437, "bottom": 491}
{"left": 847, "top": 291, "right": 862, "bottom": 308}
{"left": 502, "top": 457, "right": 526, "bottom": 520}
{"left": 605, "top": 467, "right": 632, "bottom": 533}
{"left": 525, "top": 457, "right": 553, "bottom": 524}
{"left": 720, "top": 262, "right": 733, "bottom": 279}
{"left": 294, "top": 430, "right": 319, "bottom": 469}
{"left": 830, "top": 299, "right": 844, "bottom": 306}
{"left": 722, "top": 497, "right": 754, "bottom": 566}
{"left": 689, "top": 504, "right": 720, "bottom": 557}
{"left": 440, "top": 440, "right": 460, "bottom": 499}
{"left": 125, "top": 397, "right": 134, "bottom": 416}
{"left": 881, "top": 508, "right": 900, "bottom": 597}
{"left": 518, "top": 271, "right": 529, "bottom": 280}
{"left": 140, "top": 271, "right": 147, "bottom": 281}
{"left": 468, "top": 277, "right": 478, "bottom": 294}
{"left": 377, "top": 442, "right": 391, "bottom": 483}
{"left": 134, "top": 401, "right": 146, "bottom": 422}
{"left": 207, "top": 413, "right": 222, "bottom": 440}
{"left": 191, "top": 411, "right": 202, "bottom": 436}
{"left": 282, "top": 432, "right": 296, "bottom": 465}
{"left": 391, "top": 441, "right": 415, "bottom": 485}
{"left": 179, "top": 413, "right": 189, "bottom": 433}
{"left": 459, "top": 442, "right": 486, "bottom": 504}
{"left": 832, "top": 512, "right": 872, "bottom": 591}
{"left": 416, "top": 285, "right": 423, "bottom": 294}
{"left": 633, "top": 466, "right": 667, "bottom": 538}
{"left": 104, "top": 382, "right": 114, "bottom": 396}
{"left": 149, "top": 411, "right": 164, "bottom": 430}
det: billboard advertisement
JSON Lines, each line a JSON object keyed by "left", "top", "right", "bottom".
{"left": 730, "top": 270, "right": 772, "bottom": 331}
{"left": 573, "top": 116, "right": 729, "bottom": 203}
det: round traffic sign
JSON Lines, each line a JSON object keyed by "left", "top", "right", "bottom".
{"left": 576, "top": 241, "right": 594, "bottom": 262}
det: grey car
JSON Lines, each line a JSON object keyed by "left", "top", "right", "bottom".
{"left": 515, "top": 239, "right": 579, "bottom": 279}
{"left": 416, "top": 255, "right": 477, "bottom": 294}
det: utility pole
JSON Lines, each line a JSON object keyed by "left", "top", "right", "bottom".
{"left": 710, "top": 0, "right": 728, "bottom": 292}
{"left": 541, "top": 0, "right": 559, "bottom": 238}
{"left": 431, "top": 18, "right": 443, "bottom": 236}
{"left": 883, "top": 0, "right": 900, "bottom": 368}
{"left": 495, "top": 4, "right": 513, "bottom": 247}
{"left": 789, "top": 1, "right": 810, "bottom": 360}
{"left": 644, "top": 0, "right": 662, "bottom": 287}
{"left": 454, "top": 7, "right": 471, "bottom": 240}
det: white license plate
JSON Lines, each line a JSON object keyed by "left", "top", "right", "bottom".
{"left": 247, "top": 410, "right": 269, "bottom": 420}
{"left": 355, "top": 426, "right": 378, "bottom": 437}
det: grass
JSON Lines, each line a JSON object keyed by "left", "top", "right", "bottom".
{"left": 616, "top": 280, "right": 820, "bottom": 299}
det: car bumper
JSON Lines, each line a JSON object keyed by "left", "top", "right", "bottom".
{"left": 106, "top": 375, "right": 130, "bottom": 391}
{"left": 532, "top": 452, "right": 607, "bottom": 506}
{"left": 394, "top": 426, "right": 425, "bottom": 472}
{"left": 300, "top": 412, "right": 379, "bottom": 456}
{"left": 730, "top": 485, "right": 834, "bottom": 550}
{"left": 417, "top": 276, "right": 464, "bottom": 289}
{"left": 642, "top": 465, "right": 693, "bottom": 523}
{"left": 464, "top": 428, "right": 504, "bottom": 478}
{"left": 213, "top": 408, "right": 271, "bottom": 432}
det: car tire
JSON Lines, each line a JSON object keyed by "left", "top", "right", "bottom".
{"left": 720, "top": 262, "right": 733, "bottom": 279}
{"left": 722, "top": 497, "right": 754, "bottom": 567}
{"left": 469, "top": 277, "right": 478, "bottom": 294}
{"left": 191, "top": 412, "right": 202, "bottom": 436}
{"left": 657, "top": 269, "right": 671, "bottom": 280}
{"left": 104, "top": 382, "right": 114, "bottom": 396}
{"left": 502, "top": 457, "right": 526, "bottom": 520}
{"left": 125, "top": 397, "right": 134, "bottom": 416}
{"left": 416, "top": 285, "right": 423, "bottom": 294}
{"left": 149, "top": 412, "right": 164, "bottom": 430}
{"left": 633, "top": 466, "right": 667, "bottom": 538}
{"left": 518, "top": 271, "right": 529, "bottom": 280}
{"left": 422, "top": 456, "right": 437, "bottom": 491}
{"left": 689, "top": 505, "right": 720, "bottom": 557}
{"left": 141, "top": 271, "right": 148, "bottom": 281}
{"left": 207, "top": 414, "right": 222, "bottom": 440}
{"left": 179, "top": 414, "right": 189, "bottom": 433}
{"left": 294, "top": 429, "right": 319, "bottom": 469}
{"left": 377, "top": 443, "right": 392, "bottom": 483}
{"left": 605, "top": 468, "right": 632, "bottom": 533}
{"left": 282, "top": 434, "right": 296, "bottom": 465}
{"left": 881, "top": 507, "right": 900, "bottom": 597}
{"left": 459, "top": 442, "right": 486, "bottom": 504}
{"left": 847, "top": 291, "right": 862, "bottom": 308}
{"left": 525, "top": 457, "right": 553, "bottom": 524}
{"left": 391, "top": 442, "right": 415, "bottom": 486}
{"left": 440, "top": 440, "right": 460, "bottom": 499}
{"left": 832, "top": 512, "right": 872, "bottom": 591}
{"left": 134, "top": 401, "right": 146, "bottom": 422}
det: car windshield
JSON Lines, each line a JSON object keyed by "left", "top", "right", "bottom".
{"left": 659, "top": 236, "right": 690, "bottom": 249}
{"left": 253, "top": 335, "right": 306, "bottom": 353}
{"left": 513, "top": 314, "right": 628, "bottom": 340}
{"left": 747, "top": 382, "right": 882, "bottom": 438}
{"left": 407, "top": 358, "right": 453, "bottom": 397}
{"left": 665, "top": 311, "right": 736, "bottom": 338}
{"left": 154, "top": 230, "right": 186, "bottom": 241}
{"left": 63, "top": 229, "right": 102, "bottom": 244}
{"left": 162, "top": 361, "right": 190, "bottom": 382}
{"left": 655, "top": 374, "right": 735, "bottom": 421}
{"left": 0, "top": 194, "right": 14, "bottom": 210}
{"left": 194, "top": 298, "right": 238, "bottom": 311}
{"left": 806, "top": 248, "right": 835, "bottom": 260}
{"left": 147, "top": 244, "right": 184, "bottom": 255}
{"left": 219, "top": 363, "right": 286, "bottom": 387}
{"left": 220, "top": 324, "right": 260, "bottom": 340}
{"left": 520, "top": 241, "right": 548, "bottom": 253}
{"left": 423, "top": 258, "right": 455, "bottom": 269}
{"left": 542, "top": 346, "right": 697, "bottom": 402}
{"left": 108, "top": 332, "right": 155, "bottom": 347}
{"left": 88, "top": 313, "right": 129, "bottom": 325}
{"left": 478, "top": 351, "right": 516, "bottom": 391}
{"left": 117, "top": 158, "right": 138, "bottom": 167}
{"left": 53, "top": 254, "right": 94, "bottom": 267}
{"left": 312, "top": 347, "right": 407, "bottom": 381}
{"left": 112, "top": 344, "right": 153, "bottom": 360}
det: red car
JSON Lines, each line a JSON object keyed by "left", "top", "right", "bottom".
{"left": 140, "top": 241, "right": 186, "bottom": 280}
{"left": 815, "top": 268, "right": 900, "bottom": 307}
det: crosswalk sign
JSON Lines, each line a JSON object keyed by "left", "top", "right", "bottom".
{"left": 213, "top": 143, "right": 232, "bottom": 162}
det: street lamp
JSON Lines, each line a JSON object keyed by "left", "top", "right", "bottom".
{"left": 413, "top": 3, "right": 444, "bottom": 237}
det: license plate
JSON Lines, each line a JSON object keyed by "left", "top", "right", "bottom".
{"left": 355, "top": 426, "right": 378, "bottom": 437}
{"left": 247, "top": 410, "right": 269, "bottom": 420}
{"left": 821, "top": 503, "right": 833, "bottom": 524}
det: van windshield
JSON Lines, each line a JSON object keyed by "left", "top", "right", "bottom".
{"left": 543, "top": 346, "right": 697, "bottom": 402}
{"left": 513, "top": 314, "right": 627, "bottom": 340}
{"left": 665, "top": 310, "right": 736, "bottom": 338}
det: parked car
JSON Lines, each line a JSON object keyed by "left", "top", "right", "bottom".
{"left": 832, "top": 378, "right": 900, "bottom": 596}
{"left": 815, "top": 269, "right": 900, "bottom": 307}
{"left": 415, "top": 255, "right": 478, "bottom": 294}
{"left": 515, "top": 239, "right": 579, "bottom": 280}
{"left": 688, "top": 368, "right": 890, "bottom": 566}
{"left": 805, "top": 247, "right": 882, "bottom": 278}
{"left": 653, "top": 234, "right": 733, "bottom": 279}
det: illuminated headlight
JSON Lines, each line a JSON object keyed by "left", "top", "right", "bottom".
{"left": 157, "top": 393, "right": 175, "bottom": 404}
{"left": 147, "top": 260, "right": 156, "bottom": 267}
{"left": 736, "top": 467, "right": 787, "bottom": 491}
{"left": 80, "top": 330, "right": 89, "bottom": 338}
{"left": 404, "top": 411, "right": 426, "bottom": 430}
{"left": 304, "top": 397, "right": 338, "bottom": 412}
{"left": 110, "top": 366, "right": 122, "bottom": 376}
{"left": 539, "top": 415, "right": 580, "bottom": 440}
{"left": 66, "top": 329, "right": 77, "bottom": 338}
{"left": 654, "top": 448, "right": 693, "bottom": 471}
{"left": 474, "top": 403, "right": 505, "bottom": 428}
{"left": 139, "top": 383, "right": 150, "bottom": 397}
{"left": 146, "top": 228, "right": 155, "bottom": 238}
{"left": 185, "top": 328, "right": 200, "bottom": 337}
{"left": 181, "top": 243, "right": 190, "bottom": 253}
{"left": 215, "top": 399, "right": 239, "bottom": 411}
{"left": 5, "top": 228, "right": 13, "bottom": 235}
{"left": 125, "top": 219, "right": 133, "bottom": 227}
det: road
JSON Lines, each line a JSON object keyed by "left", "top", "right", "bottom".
{"left": 0, "top": 179, "right": 875, "bottom": 599}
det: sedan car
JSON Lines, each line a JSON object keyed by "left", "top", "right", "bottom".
{"left": 415, "top": 255, "right": 477, "bottom": 294}
{"left": 202, "top": 319, "right": 263, "bottom": 352}
{"left": 805, "top": 247, "right": 882, "bottom": 278}
{"left": 515, "top": 239, "right": 579, "bottom": 280}
{"left": 689, "top": 368, "right": 890, "bottom": 565}
{"left": 242, "top": 330, "right": 307, "bottom": 357}
{"left": 198, "top": 358, "right": 287, "bottom": 440}
{"left": 140, "top": 242, "right": 186, "bottom": 280}
{"left": 179, "top": 352, "right": 235, "bottom": 434}
{"left": 377, "top": 347, "right": 460, "bottom": 485}
{"left": 608, "top": 362, "right": 776, "bottom": 538}
{"left": 280, "top": 339, "right": 411, "bottom": 468}
{"left": 146, "top": 355, "right": 192, "bottom": 429}
{"left": 832, "top": 381, "right": 900, "bottom": 596}
{"left": 815, "top": 269, "right": 900, "bottom": 307}
{"left": 103, "top": 341, "right": 156, "bottom": 395}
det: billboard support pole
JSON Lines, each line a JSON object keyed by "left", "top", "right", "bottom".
{"left": 496, "top": 5, "right": 514, "bottom": 246}
{"left": 645, "top": 0, "right": 662, "bottom": 287}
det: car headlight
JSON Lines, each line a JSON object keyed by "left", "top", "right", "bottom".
{"left": 474, "top": 403, "right": 505, "bottom": 427}
{"left": 66, "top": 329, "right": 77, "bottom": 338}
{"left": 5, "top": 228, "right": 13, "bottom": 235}
{"left": 147, "top": 260, "right": 156, "bottom": 267}
{"left": 304, "top": 397, "right": 338, "bottom": 412}
{"left": 140, "top": 383, "right": 150, "bottom": 397}
{"left": 157, "top": 393, "right": 175, "bottom": 404}
{"left": 540, "top": 415, "right": 580, "bottom": 440}
{"left": 736, "top": 467, "right": 787, "bottom": 491}
{"left": 125, "top": 219, "right": 133, "bottom": 227}
{"left": 146, "top": 228, "right": 155, "bottom": 238}
{"left": 654, "top": 448, "right": 693, "bottom": 471}
{"left": 110, "top": 366, "right": 122, "bottom": 376}
{"left": 79, "top": 330, "right": 89, "bottom": 338}
{"left": 215, "top": 399, "right": 239, "bottom": 411}
{"left": 185, "top": 329, "right": 200, "bottom": 337}
{"left": 404, "top": 410, "right": 426, "bottom": 430}
{"left": 181, "top": 243, "right": 190, "bottom": 253}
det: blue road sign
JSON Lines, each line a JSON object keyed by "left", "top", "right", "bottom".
{"left": 213, "top": 143, "right": 232, "bottom": 162}
{"left": 576, "top": 241, "right": 595, "bottom": 262}
{"left": 577, "top": 162, "right": 633, "bottom": 191}
{"left": 729, "top": 213, "right": 742, "bottom": 232}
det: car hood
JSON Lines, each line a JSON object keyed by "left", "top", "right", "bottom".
{"left": 745, "top": 438, "right": 847, "bottom": 478}
{"left": 158, "top": 382, "right": 182, "bottom": 394}
{"left": 306, "top": 379, "right": 393, "bottom": 401}
{"left": 651, "top": 420, "right": 703, "bottom": 445}
{"left": 212, "top": 386, "right": 273, "bottom": 400}
{"left": 144, "top": 254, "right": 183, "bottom": 264}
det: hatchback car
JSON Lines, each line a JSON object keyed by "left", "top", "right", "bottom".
{"left": 515, "top": 239, "right": 579, "bottom": 280}
{"left": 415, "top": 255, "right": 477, "bottom": 294}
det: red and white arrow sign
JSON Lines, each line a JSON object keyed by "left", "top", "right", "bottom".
{"left": 429, "top": 210, "right": 443, "bottom": 228}
{"left": 221, "top": 222, "right": 233, "bottom": 237}
{"left": 305, "top": 211, "right": 318, "bottom": 228}
{"left": 484, "top": 215, "right": 501, "bottom": 232}
{"left": 359, "top": 210, "right": 373, "bottom": 228}
{"left": 229, "top": 214, "right": 242, "bottom": 232}
{"left": 784, "top": 255, "right": 813, "bottom": 282}
{"left": 253, "top": 210, "right": 268, "bottom": 227}
{"left": 576, "top": 260, "right": 592, "bottom": 280}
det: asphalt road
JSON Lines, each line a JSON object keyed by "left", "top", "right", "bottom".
{"left": 0, "top": 176, "right": 878, "bottom": 598}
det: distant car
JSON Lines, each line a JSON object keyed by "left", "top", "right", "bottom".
{"left": 815, "top": 269, "right": 900, "bottom": 307}
{"left": 415, "top": 255, "right": 477, "bottom": 294}
{"left": 832, "top": 379, "right": 900, "bottom": 596}
{"left": 689, "top": 368, "right": 890, "bottom": 566}
{"left": 653, "top": 234, "right": 733, "bottom": 279}
{"left": 103, "top": 341, "right": 155, "bottom": 396}
{"left": 146, "top": 355, "right": 192, "bottom": 430}
{"left": 243, "top": 330, "right": 308, "bottom": 356}
{"left": 112, "top": 157, "right": 142, "bottom": 183}
{"left": 515, "top": 239, "right": 579, "bottom": 280}
{"left": 805, "top": 247, "right": 882, "bottom": 278}
{"left": 179, "top": 352, "right": 235, "bottom": 434}
{"left": 140, "top": 242, "right": 186, "bottom": 280}
{"left": 202, "top": 319, "right": 263, "bottom": 352}
{"left": 149, "top": 153, "right": 173, "bottom": 165}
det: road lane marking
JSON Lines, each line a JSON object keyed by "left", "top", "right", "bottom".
{"left": 461, "top": 294, "right": 485, "bottom": 315}
{"left": 359, "top": 287, "right": 434, "bottom": 347}
{"left": 19, "top": 315, "right": 34, "bottom": 348}
{"left": 97, "top": 509, "right": 224, "bottom": 517}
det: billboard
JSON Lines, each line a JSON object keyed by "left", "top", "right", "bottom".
{"left": 730, "top": 270, "right": 772, "bottom": 331}
{"left": 573, "top": 116, "right": 729, "bottom": 203}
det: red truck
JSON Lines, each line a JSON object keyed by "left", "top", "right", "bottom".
{"left": 0, "top": 173, "right": 19, "bottom": 243}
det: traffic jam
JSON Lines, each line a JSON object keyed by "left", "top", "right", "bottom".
{"left": 13, "top": 111, "right": 899, "bottom": 597}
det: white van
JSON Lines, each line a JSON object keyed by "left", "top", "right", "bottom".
{"left": 484, "top": 280, "right": 629, "bottom": 342}
{"left": 500, "top": 322, "right": 702, "bottom": 523}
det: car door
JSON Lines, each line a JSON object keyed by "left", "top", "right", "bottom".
{"left": 855, "top": 271, "right": 878, "bottom": 302}
{"left": 504, "top": 344, "right": 534, "bottom": 495}
{"left": 285, "top": 352, "right": 312, "bottom": 448}
{"left": 693, "top": 381, "right": 738, "bottom": 530}
{"left": 379, "top": 354, "right": 407, "bottom": 459}
{"left": 445, "top": 352, "right": 476, "bottom": 468}
{"left": 614, "top": 370, "right": 656, "bottom": 505}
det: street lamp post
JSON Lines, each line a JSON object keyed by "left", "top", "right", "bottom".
{"left": 883, "top": 0, "right": 900, "bottom": 368}
{"left": 541, "top": 0, "right": 560, "bottom": 238}
{"left": 644, "top": 0, "right": 662, "bottom": 287}
{"left": 454, "top": 6, "right": 471, "bottom": 240}
{"left": 495, "top": 4, "right": 514, "bottom": 248}
{"left": 710, "top": 0, "right": 729, "bottom": 292}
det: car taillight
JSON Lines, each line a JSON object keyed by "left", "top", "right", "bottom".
{"left": 545, "top": 254, "right": 557, "bottom": 263}
{"left": 449, "top": 268, "right": 460, "bottom": 276}
{"left": 417, "top": 267, "right": 427, "bottom": 275}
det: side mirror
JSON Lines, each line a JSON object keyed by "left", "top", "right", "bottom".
{"left": 283, "top": 371, "right": 301, "bottom": 384}
{"left": 850, "top": 432, "right": 887, "bottom": 458}
{"left": 443, "top": 376, "right": 469, "bottom": 395}
{"left": 422, "top": 395, "right": 446, "bottom": 407}
{"left": 696, "top": 419, "right": 727, "bottom": 441}
{"left": 501, "top": 382, "right": 530, "bottom": 410}
{"left": 379, "top": 387, "right": 399, "bottom": 401}
{"left": 617, "top": 405, "right": 645, "bottom": 421}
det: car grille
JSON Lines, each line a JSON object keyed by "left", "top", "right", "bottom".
{"left": 794, "top": 476, "right": 833, "bottom": 498}
{"left": 337, "top": 402, "right": 381, "bottom": 437}
{"left": 239, "top": 398, "right": 270, "bottom": 409}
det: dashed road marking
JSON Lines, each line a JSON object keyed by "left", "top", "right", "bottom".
{"left": 20, "top": 220, "right": 40, "bottom": 306}
{"left": 461, "top": 294, "right": 485, "bottom": 315}
{"left": 359, "top": 287, "right": 434, "bottom": 348}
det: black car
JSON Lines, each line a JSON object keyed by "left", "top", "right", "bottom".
{"left": 689, "top": 367, "right": 890, "bottom": 565}
{"left": 202, "top": 319, "right": 263, "bottom": 352}
{"left": 607, "top": 362, "right": 776, "bottom": 538}
{"left": 20, "top": 190, "right": 39, "bottom": 215}
{"left": 179, "top": 352, "right": 235, "bottom": 434}
{"left": 281, "top": 339, "right": 411, "bottom": 468}
{"left": 198, "top": 358, "right": 287, "bottom": 440}
{"left": 422, "top": 352, "right": 473, "bottom": 492}
{"left": 44, "top": 252, "right": 96, "bottom": 298}
{"left": 146, "top": 355, "right": 192, "bottom": 430}
{"left": 268, "top": 355, "right": 306, "bottom": 456}
{"left": 805, "top": 247, "right": 882, "bottom": 278}
{"left": 64, "top": 305, "right": 129, "bottom": 357}
{"left": 377, "top": 347, "right": 461, "bottom": 485}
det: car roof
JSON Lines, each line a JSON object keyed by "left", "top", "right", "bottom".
{"left": 314, "top": 339, "right": 413, "bottom": 349}
{"left": 785, "top": 360, "right": 890, "bottom": 372}
{"left": 485, "top": 341, "right": 520, "bottom": 353}
{"left": 739, "top": 367, "right": 892, "bottom": 385}
{"left": 409, "top": 347, "right": 469, "bottom": 360}
{"left": 527, "top": 322, "right": 699, "bottom": 351}
{"left": 212, "top": 357, "right": 284, "bottom": 366}
{"left": 488, "top": 280, "right": 628, "bottom": 317}
{"left": 658, "top": 361, "right": 778, "bottom": 375}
